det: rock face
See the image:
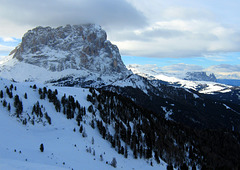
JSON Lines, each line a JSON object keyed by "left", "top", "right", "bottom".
{"left": 185, "top": 72, "right": 217, "bottom": 82}
{"left": 12, "top": 24, "right": 128, "bottom": 75}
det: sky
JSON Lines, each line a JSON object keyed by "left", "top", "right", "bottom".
{"left": 0, "top": 0, "right": 240, "bottom": 79}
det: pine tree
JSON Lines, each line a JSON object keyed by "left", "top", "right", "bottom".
{"left": 124, "top": 144, "right": 128, "bottom": 158}
{"left": 24, "top": 93, "right": 27, "bottom": 99}
{"left": 133, "top": 145, "right": 138, "bottom": 159}
{"left": 40, "top": 143, "right": 44, "bottom": 152}
{"left": 110, "top": 157, "right": 117, "bottom": 168}
{"left": 167, "top": 164, "right": 173, "bottom": 170}
{"left": 91, "top": 120, "right": 95, "bottom": 129}
{"left": 100, "top": 154, "right": 103, "bottom": 161}
{"left": 154, "top": 150, "right": 160, "bottom": 164}
{"left": 88, "top": 105, "right": 93, "bottom": 113}
{"left": 10, "top": 84, "right": 13, "bottom": 90}
{"left": 33, "top": 84, "right": 37, "bottom": 89}
{"left": 82, "top": 128, "right": 87, "bottom": 137}
{"left": 79, "top": 125, "right": 83, "bottom": 133}
{"left": 14, "top": 95, "right": 23, "bottom": 117}
{"left": 7, "top": 103, "right": 11, "bottom": 111}
{"left": 44, "top": 112, "right": 51, "bottom": 125}
{"left": 6, "top": 87, "right": 13, "bottom": 98}
{"left": 3, "top": 100, "right": 7, "bottom": 107}
{"left": 0, "top": 90, "right": 3, "bottom": 98}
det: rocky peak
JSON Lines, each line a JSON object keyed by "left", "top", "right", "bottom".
{"left": 185, "top": 72, "right": 217, "bottom": 82}
{"left": 12, "top": 24, "right": 128, "bottom": 75}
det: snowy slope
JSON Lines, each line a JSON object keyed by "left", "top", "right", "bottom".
{"left": 0, "top": 55, "right": 153, "bottom": 96}
{"left": 0, "top": 78, "right": 166, "bottom": 170}
{"left": 127, "top": 64, "right": 232, "bottom": 94}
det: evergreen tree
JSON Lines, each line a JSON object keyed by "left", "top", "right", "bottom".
{"left": 133, "top": 145, "right": 138, "bottom": 159}
{"left": 22, "top": 118, "right": 27, "bottom": 125}
{"left": 192, "top": 165, "right": 196, "bottom": 170}
{"left": 100, "top": 154, "right": 103, "bottom": 161}
{"left": 33, "top": 84, "right": 37, "bottom": 89}
{"left": 79, "top": 125, "right": 83, "bottom": 133}
{"left": 3, "top": 100, "right": 7, "bottom": 107}
{"left": 0, "top": 90, "right": 3, "bottom": 98}
{"left": 82, "top": 128, "right": 87, "bottom": 137}
{"left": 180, "top": 163, "right": 188, "bottom": 170}
{"left": 88, "top": 105, "right": 93, "bottom": 113}
{"left": 24, "top": 93, "right": 27, "bottom": 99}
{"left": 6, "top": 87, "right": 13, "bottom": 98}
{"left": 40, "top": 143, "right": 44, "bottom": 152}
{"left": 124, "top": 144, "right": 128, "bottom": 158}
{"left": 14, "top": 95, "right": 23, "bottom": 117}
{"left": 44, "top": 112, "right": 51, "bottom": 125}
{"left": 110, "top": 157, "right": 117, "bottom": 168}
{"left": 167, "top": 164, "right": 174, "bottom": 170}
{"left": 54, "top": 89, "right": 58, "bottom": 95}
{"left": 10, "top": 84, "right": 13, "bottom": 90}
{"left": 91, "top": 120, "right": 95, "bottom": 129}
{"left": 7, "top": 103, "right": 11, "bottom": 111}
{"left": 154, "top": 150, "right": 160, "bottom": 164}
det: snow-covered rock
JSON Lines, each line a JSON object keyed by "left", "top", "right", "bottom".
{"left": 11, "top": 24, "right": 128, "bottom": 75}
{"left": 0, "top": 24, "right": 138, "bottom": 89}
{"left": 185, "top": 72, "right": 216, "bottom": 82}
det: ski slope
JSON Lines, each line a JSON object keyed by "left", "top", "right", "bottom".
{"left": 0, "top": 78, "right": 166, "bottom": 170}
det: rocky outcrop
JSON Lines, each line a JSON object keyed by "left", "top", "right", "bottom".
{"left": 12, "top": 24, "right": 128, "bottom": 75}
{"left": 185, "top": 72, "right": 217, "bottom": 82}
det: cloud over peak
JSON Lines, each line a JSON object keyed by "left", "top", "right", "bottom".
{"left": 1, "top": 0, "right": 240, "bottom": 59}
{"left": 0, "top": 0, "right": 147, "bottom": 37}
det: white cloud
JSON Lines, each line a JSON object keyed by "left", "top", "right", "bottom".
{"left": 0, "top": 45, "right": 14, "bottom": 52}
{"left": 204, "top": 55, "right": 228, "bottom": 62}
{"left": 206, "top": 64, "right": 240, "bottom": 73}
{"left": 161, "top": 63, "right": 203, "bottom": 73}
{"left": 205, "top": 64, "right": 240, "bottom": 79}
{"left": 112, "top": 18, "right": 240, "bottom": 58}
{"left": 111, "top": 0, "right": 240, "bottom": 57}
{"left": 2, "top": 37, "right": 17, "bottom": 42}
{"left": 1, "top": 0, "right": 240, "bottom": 59}
{"left": 0, "top": 0, "right": 146, "bottom": 38}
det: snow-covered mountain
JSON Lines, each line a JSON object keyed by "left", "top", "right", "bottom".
{"left": 0, "top": 24, "right": 134, "bottom": 87}
{"left": 185, "top": 72, "right": 216, "bottom": 82}
{"left": 1, "top": 24, "right": 240, "bottom": 169}
{"left": 127, "top": 64, "right": 217, "bottom": 82}
{"left": 127, "top": 64, "right": 233, "bottom": 94}
{"left": 12, "top": 24, "right": 128, "bottom": 74}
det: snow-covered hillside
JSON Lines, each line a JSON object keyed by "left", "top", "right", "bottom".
{"left": 127, "top": 64, "right": 233, "bottom": 94}
{"left": 0, "top": 78, "right": 167, "bottom": 170}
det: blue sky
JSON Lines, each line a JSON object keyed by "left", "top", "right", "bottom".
{"left": 122, "top": 52, "right": 240, "bottom": 68}
{"left": 0, "top": 0, "right": 239, "bottom": 79}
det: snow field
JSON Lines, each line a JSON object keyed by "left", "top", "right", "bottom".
{"left": 0, "top": 78, "right": 166, "bottom": 169}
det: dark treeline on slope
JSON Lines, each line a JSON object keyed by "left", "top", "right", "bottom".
{"left": 87, "top": 87, "right": 240, "bottom": 169}
{"left": 101, "top": 84, "right": 240, "bottom": 133}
